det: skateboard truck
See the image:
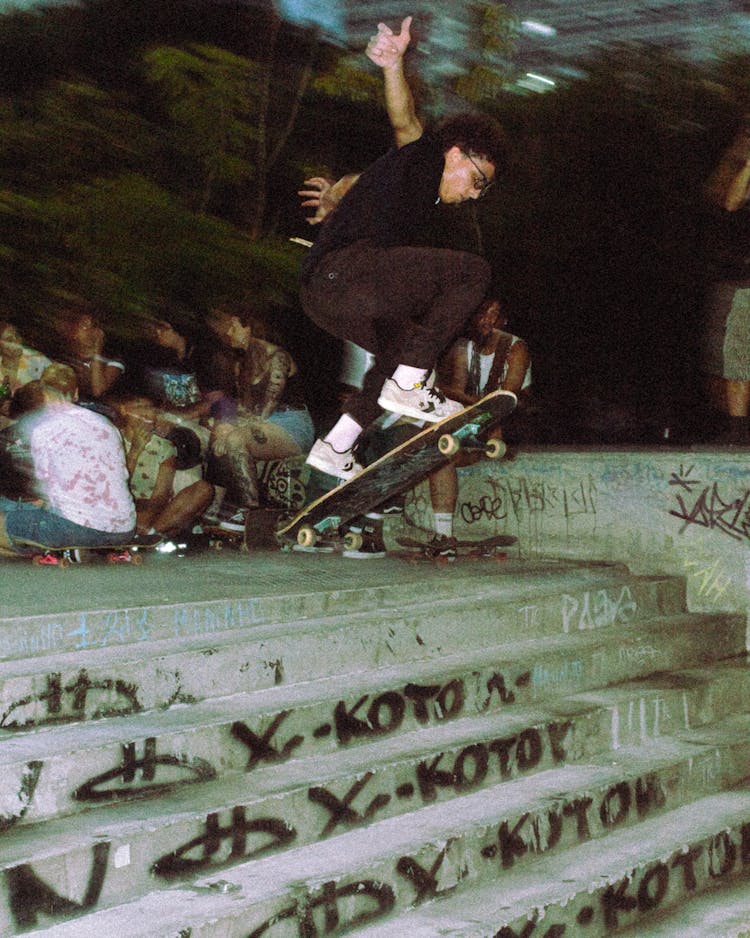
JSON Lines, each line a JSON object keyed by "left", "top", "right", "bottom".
{"left": 437, "top": 433, "right": 506, "bottom": 459}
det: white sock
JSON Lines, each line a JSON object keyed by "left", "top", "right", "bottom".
{"left": 323, "top": 413, "right": 362, "bottom": 452}
{"left": 433, "top": 512, "right": 453, "bottom": 537}
{"left": 391, "top": 364, "right": 428, "bottom": 389}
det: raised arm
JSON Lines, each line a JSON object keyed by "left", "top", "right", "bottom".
{"left": 366, "top": 15, "right": 423, "bottom": 148}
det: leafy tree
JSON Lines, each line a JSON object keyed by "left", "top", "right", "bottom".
{"left": 0, "top": 80, "right": 149, "bottom": 194}
{"left": 237, "top": 8, "right": 320, "bottom": 240}
{"left": 454, "top": 3, "right": 517, "bottom": 105}
{"left": 143, "top": 43, "right": 258, "bottom": 213}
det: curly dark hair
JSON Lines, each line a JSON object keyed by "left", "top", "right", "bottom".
{"left": 432, "top": 112, "right": 508, "bottom": 175}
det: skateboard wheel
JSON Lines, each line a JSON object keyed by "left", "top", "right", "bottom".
{"left": 485, "top": 439, "right": 507, "bottom": 459}
{"left": 438, "top": 433, "right": 460, "bottom": 456}
{"left": 297, "top": 525, "right": 318, "bottom": 547}
{"left": 106, "top": 550, "right": 133, "bottom": 564}
{"left": 343, "top": 531, "right": 363, "bottom": 551}
{"left": 33, "top": 552, "right": 62, "bottom": 566}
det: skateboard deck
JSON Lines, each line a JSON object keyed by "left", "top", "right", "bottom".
{"left": 277, "top": 389, "right": 517, "bottom": 549}
{"left": 396, "top": 533, "right": 518, "bottom": 553}
{"left": 15, "top": 534, "right": 162, "bottom": 567}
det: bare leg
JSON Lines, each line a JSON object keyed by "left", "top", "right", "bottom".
{"left": 227, "top": 436, "right": 260, "bottom": 508}
{"left": 152, "top": 480, "right": 214, "bottom": 537}
{"left": 428, "top": 442, "right": 487, "bottom": 517}
{"left": 223, "top": 422, "right": 302, "bottom": 509}
{"left": 726, "top": 379, "right": 750, "bottom": 417}
{"left": 429, "top": 463, "right": 458, "bottom": 516}
{"left": 241, "top": 421, "right": 302, "bottom": 459}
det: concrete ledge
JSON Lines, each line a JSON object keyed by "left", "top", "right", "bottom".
{"left": 0, "top": 571, "right": 689, "bottom": 724}
{"left": 617, "top": 874, "right": 750, "bottom": 936}
{"left": 0, "top": 558, "right": 665, "bottom": 663}
{"left": 399, "top": 447, "right": 750, "bottom": 626}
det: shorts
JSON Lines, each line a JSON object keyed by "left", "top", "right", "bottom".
{"left": 0, "top": 497, "right": 136, "bottom": 551}
{"left": 266, "top": 407, "right": 315, "bottom": 452}
{"left": 703, "top": 281, "right": 750, "bottom": 380}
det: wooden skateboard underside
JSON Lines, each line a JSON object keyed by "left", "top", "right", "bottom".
{"left": 278, "top": 389, "right": 517, "bottom": 547}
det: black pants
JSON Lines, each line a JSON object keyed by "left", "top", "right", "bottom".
{"left": 301, "top": 241, "right": 491, "bottom": 428}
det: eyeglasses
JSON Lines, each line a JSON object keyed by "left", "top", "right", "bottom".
{"left": 463, "top": 152, "right": 494, "bottom": 198}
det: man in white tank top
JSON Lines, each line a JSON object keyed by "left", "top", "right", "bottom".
{"left": 425, "top": 297, "right": 530, "bottom": 558}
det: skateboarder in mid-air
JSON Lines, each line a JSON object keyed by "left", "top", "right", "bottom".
{"left": 300, "top": 15, "right": 507, "bottom": 483}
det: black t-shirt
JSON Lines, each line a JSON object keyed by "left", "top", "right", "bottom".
{"left": 302, "top": 132, "right": 471, "bottom": 280}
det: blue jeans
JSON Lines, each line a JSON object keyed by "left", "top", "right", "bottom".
{"left": 0, "top": 497, "right": 135, "bottom": 551}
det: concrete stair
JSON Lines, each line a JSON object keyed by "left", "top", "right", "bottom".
{"left": 0, "top": 556, "right": 746, "bottom": 936}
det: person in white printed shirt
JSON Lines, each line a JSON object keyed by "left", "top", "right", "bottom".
{"left": 0, "top": 377, "right": 136, "bottom": 555}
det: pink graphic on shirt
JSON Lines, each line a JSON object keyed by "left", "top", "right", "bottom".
{"left": 30, "top": 403, "right": 136, "bottom": 533}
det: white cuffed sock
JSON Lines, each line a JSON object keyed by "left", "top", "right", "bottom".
{"left": 323, "top": 413, "right": 362, "bottom": 452}
{"left": 391, "top": 365, "right": 428, "bottom": 389}
{"left": 433, "top": 512, "right": 453, "bottom": 537}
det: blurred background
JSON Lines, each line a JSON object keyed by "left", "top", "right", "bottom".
{"left": 1, "top": 0, "right": 750, "bottom": 443}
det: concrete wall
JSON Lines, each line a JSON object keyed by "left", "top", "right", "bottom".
{"left": 400, "top": 447, "right": 750, "bottom": 624}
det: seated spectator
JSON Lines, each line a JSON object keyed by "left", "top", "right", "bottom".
{"left": 364, "top": 297, "right": 531, "bottom": 559}
{"left": 208, "top": 310, "right": 314, "bottom": 531}
{"left": 124, "top": 315, "right": 226, "bottom": 457}
{"left": 0, "top": 378, "right": 136, "bottom": 556}
{"left": 0, "top": 362, "right": 80, "bottom": 501}
{"left": 702, "top": 119, "right": 750, "bottom": 444}
{"left": 191, "top": 306, "right": 242, "bottom": 400}
{"left": 127, "top": 317, "right": 216, "bottom": 416}
{"left": 52, "top": 303, "right": 125, "bottom": 403}
{"left": 111, "top": 394, "right": 214, "bottom": 541}
{"left": 425, "top": 296, "right": 531, "bottom": 557}
{"left": 0, "top": 322, "right": 51, "bottom": 427}
{"left": 437, "top": 297, "right": 531, "bottom": 407}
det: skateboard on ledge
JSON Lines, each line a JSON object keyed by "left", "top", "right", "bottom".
{"left": 276, "top": 389, "right": 517, "bottom": 552}
{"left": 396, "top": 532, "right": 518, "bottom": 556}
{"left": 14, "top": 533, "right": 163, "bottom": 567}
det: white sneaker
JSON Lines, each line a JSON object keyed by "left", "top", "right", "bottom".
{"left": 306, "top": 439, "right": 363, "bottom": 481}
{"left": 378, "top": 378, "right": 463, "bottom": 423}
